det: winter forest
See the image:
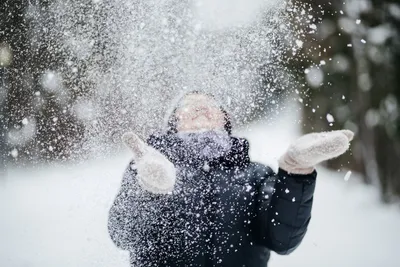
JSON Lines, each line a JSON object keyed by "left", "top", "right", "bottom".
{"left": 1, "top": 0, "right": 400, "bottom": 266}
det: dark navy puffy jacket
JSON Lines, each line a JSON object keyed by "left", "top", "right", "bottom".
{"left": 108, "top": 133, "right": 316, "bottom": 267}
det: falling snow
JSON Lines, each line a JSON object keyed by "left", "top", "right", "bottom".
{"left": 344, "top": 171, "right": 352, "bottom": 182}
{"left": 10, "top": 148, "right": 18, "bottom": 158}
{"left": 326, "top": 114, "right": 335, "bottom": 123}
{"left": 2, "top": 0, "right": 399, "bottom": 266}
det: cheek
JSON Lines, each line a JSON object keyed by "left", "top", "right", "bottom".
{"left": 176, "top": 109, "right": 191, "bottom": 119}
{"left": 217, "top": 116, "right": 226, "bottom": 127}
{"left": 210, "top": 109, "right": 225, "bottom": 121}
{"left": 175, "top": 111, "right": 184, "bottom": 120}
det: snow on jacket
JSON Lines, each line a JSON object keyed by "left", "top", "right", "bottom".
{"left": 108, "top": 132, "right": 317, "bottom": 267}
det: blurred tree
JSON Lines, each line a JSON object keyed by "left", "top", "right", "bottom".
{"left": 289, "top": 0, "right": 400, "bottom": 201}
{"left": 0, "top": 65, "right": 10, "bottom": 178}
{"left": 0, "top": 0, "right": 85, "bottom": 164}
{"left": 0, "top": 1, "right": 22, "bottom": 173}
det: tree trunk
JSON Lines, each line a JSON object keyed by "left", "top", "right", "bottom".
{"left": 0, "top": 67, "right": 8, "bottom": 179}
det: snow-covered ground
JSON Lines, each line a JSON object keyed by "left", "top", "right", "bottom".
{"left": 1, "top": 106, "right": 400, "bottom": 267}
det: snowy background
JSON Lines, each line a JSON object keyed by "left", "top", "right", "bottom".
{"left": 2, "top": 0, "right": 400, "bottom": 266}
{"left": 2, "top": 106, "right": 400, "bottom": 267}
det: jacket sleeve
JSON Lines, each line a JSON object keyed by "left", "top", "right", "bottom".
{"left": 108, "top": 161, "right": 165, "bottom": 250}
{"left": 256, "top": 168, "right": 317, "bottom": 255}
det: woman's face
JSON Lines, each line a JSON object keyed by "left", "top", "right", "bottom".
{"left": 175, "top": 94, "right": 226, "bottom": 132}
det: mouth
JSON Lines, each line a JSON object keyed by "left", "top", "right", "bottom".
{"left": 191, "top": 114, "right": 211, "bottom": 121}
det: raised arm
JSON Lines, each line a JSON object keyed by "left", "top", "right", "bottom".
{"left": 255, "top": 130, "right": 353, "bottom": 254}
{"left": 256, "top": 168, "right": 316, "bottom": 254}
{"left": 108, "top": 162, "right": 162, "bottom": 250}
{"left": 108, "top": 132, "right": 177, "bottom": 250}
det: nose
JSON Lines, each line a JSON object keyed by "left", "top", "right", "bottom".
{"left": 194, "top": 105, "right": 208, "bottom": 112}
{"left": 190, "top": 105, "right": 211, "bottom": 118}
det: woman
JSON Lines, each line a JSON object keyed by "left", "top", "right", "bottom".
{"left": 108, "top": 92, "right": 353, "bottom": 267}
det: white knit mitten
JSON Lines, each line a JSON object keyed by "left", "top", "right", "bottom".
{"left": 122, "top": 132, "right": 176, "bottom": 194}
{"left": 279, "top": 130, "right": 354, "bottom": 174}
